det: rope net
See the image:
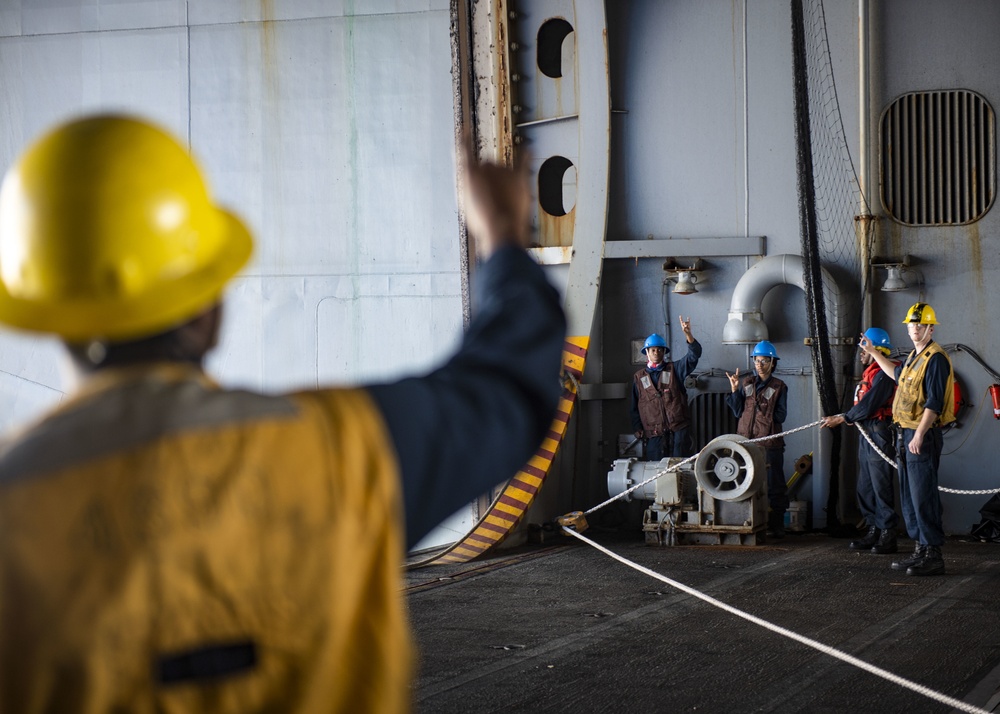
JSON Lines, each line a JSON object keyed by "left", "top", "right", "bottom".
{"left": 790, "top": 0, "right": 874, "bottom": 524}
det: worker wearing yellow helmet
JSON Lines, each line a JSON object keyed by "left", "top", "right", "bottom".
{"left": 859, "top": 302, "right": 955, "bottom": 577}
{"left": 0, "top": 115, "right": 566, "bottom": 711}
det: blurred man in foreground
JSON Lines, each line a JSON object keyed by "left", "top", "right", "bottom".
{"left": 0, "top": 115, "right": 565, "bottom": 712}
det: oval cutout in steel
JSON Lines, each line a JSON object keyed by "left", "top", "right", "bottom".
{"left": 538, "top": 156, "right": 577, "bottom": 217}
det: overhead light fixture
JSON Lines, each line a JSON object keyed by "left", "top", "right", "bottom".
{"left": 881, "top": 265, "right": 908, "bottom": 292}
{"left": 872, "top": 255, "right": 924, "bottom": 294}
{"left": 662, "top": 258, "right": 704, "bottom": 296}
{"left": 672, "top": 270, "right": 698, "bottom": 295}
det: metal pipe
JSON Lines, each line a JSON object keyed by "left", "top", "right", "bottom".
{"left": 721, "top": 254, "right": 847, "bottom": 533}
{"left": 743, "top": 0, "right": 749, "bottom": 243}
{"left": 857, "top": 0, "right": 873, "bottom": 327}
{"left": 722, "top": 254, "right": 846, "bottom": 344}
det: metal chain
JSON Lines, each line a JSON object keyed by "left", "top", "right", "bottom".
{"left": 591, "top": 414, "right": 1000, "bottom": 519}
{"left": 849, "top": 419, "right": 1000, "bottom": 496}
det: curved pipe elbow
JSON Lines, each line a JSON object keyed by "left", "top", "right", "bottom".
{"left": 722, "top": 254, "right": 844, "bottom": 345}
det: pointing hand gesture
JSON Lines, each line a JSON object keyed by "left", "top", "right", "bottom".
{"left": 726, "top": 368, "right": 741, "bottom": 393}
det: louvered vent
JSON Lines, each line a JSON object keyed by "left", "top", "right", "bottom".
{"left": 689, "top": 392, "right": 738, "bottom": 452}
{"left": 880, "top": 89, "right": 996, "bottom": 225}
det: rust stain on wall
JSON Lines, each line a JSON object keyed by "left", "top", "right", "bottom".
{"left": 538, "top": 206, "right": 576, "bottom": 247}
{"left": 885, "top": 219, "right": 903, "bottom": 258}
{"left": 965, "top": 222, "right": 985, "bottom": 331}
{"left": 966, "top": 222, "right": 984, "bottom": 292}
{"left": 550, "top": 76, "right": 564, "bottom": 120}
{"left": 493, "top": 0, "right": 513, "bottom": 167}
{"left": 258, "top": 0, "right": 285, "bottom": 269}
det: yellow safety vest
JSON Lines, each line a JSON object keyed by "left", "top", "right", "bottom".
{"left": 0, "top": 363, "right": 412, "bottom": 713}
{"left": 892, "top": 342, "right": 956, "bottom": 429}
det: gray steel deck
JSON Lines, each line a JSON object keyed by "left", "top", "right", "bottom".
{"left": 406, "top": 530, "right": 1000, "bottom": 713}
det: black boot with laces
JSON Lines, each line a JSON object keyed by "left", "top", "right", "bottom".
{"left": 870, "top": 529, "right": 898, "bottom": 555}
{"left": 891, "top": 543, "right": 926, "bottom": 571}
{"left": 906, "top": 546, "right": 945, "bottom": 576}
{"left": 849, "top": 526, "right": 880, "bottom": 551}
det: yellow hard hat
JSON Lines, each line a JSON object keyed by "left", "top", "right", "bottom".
{"left": 0, "top": 114, "right": 253, "bottom": 341}
{"left": 902, "top": 302, "right": 939, "bottom": 325}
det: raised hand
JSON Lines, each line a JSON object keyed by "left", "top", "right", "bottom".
{"left": 458, "top": 139, "right": 531, "bottom": 260}
{"left": 679, "top": 315, "right": 694, "bottom": 341}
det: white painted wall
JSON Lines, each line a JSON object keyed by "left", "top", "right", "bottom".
{"left": 0, "top": 0, "right": 460, "bottom": 408}
{"left": 0, "top": 1, "right": 468, "bottom": 548}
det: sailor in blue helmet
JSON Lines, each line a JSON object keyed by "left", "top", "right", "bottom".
{"left": 821, "top": 328, "right": 900, "bottom": 555}
{"left": 726, "top": 340, "right": 789, "bottom": 537}
{"left": 629, "top": 316, "right": 702, "bottom": 459}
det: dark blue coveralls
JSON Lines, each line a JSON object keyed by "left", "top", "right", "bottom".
{"left": 893, "top": 351, "right": 950, "bottom": 548}
{"left": 843, "top": 368, "right": 899, "bottom": 532}
{"left": 629, "top": 340, "right": 703, "bottom": 459}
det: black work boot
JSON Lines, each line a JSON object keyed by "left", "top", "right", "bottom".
{"left": 850, "top": 526, "right": 881, "bottom": 551}
{"left": 907, "top": 546, "right": 945, "bottom": 576}
{"left": 870, "top": 529, "right": 898, "bottom": 555}
{"left": 891, "top": 544, "right": 926, "bottom": 571}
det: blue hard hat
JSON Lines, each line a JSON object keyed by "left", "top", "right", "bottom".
{"left": 752, "top": 340, "right": 779, "bottom": 360}
{"left": 642, "top": 333, "right": 669, "bottom": 355}
{"left": 863, "top": 327, "right": 892, "bottom": 355}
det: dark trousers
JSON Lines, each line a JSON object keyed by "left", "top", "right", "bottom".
{"left": 646, "top": 426, "right": 693, "bottom": 460}
{"left": 766, "top": 447, "right": 788, "bottom": 515}
{"left": 896, "top": 427, "right": 944, "bottom": 546}
{"left": 857, "top": 420, "right": 899, "bottom": 530}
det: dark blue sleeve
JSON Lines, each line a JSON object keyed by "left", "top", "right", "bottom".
{"left": 629, "top": 378, "right": 643, "bottom": 432}
{"left": 367, "top": 247, "right": 567, "bottom": 548}
{"left": 727, "top": 387, "right": 745, "bottom": 419}
{"left": 923, "top": 352, "right": 950, "bottom": 414}
{"left": 844, "top": 371, "right": 894, "bottom": 423}
{"left": 673, "top": 340, "right": 702, "bottom": 382}
{"left": 774, "top": 382, "right": 787, "bottom": 426}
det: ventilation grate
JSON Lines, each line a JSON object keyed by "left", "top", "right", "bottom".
{"left": 880, "top": 89, "right": 996, "bottom": 226}
{"left": 689, "top": 392, "right": 738, "bottom": 452}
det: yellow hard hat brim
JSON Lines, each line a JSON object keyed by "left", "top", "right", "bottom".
{"left": 0, "top": 209, "right": 252, "bottom": 342}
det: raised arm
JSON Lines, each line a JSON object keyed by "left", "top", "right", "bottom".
{"left": 367, "top": 145, "right": 567, "bottom": 547}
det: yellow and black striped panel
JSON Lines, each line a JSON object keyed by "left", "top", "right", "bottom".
{"left": 409, "top": 337, "right": 587, "bottom": 567}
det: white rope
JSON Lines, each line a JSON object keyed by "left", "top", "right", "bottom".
{"left": 746, "top": 417, "right": 825, "bottom": 443}
{"left": 583, "top": 452, "right": 699, "bottom": 516}
{"left": 849, "top": 420, "right": 1000, "bottom": 496}
{"left": 561, "top": 526, "right": 991, "bottom": 714}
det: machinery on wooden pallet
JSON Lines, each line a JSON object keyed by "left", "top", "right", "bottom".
{"left": 607, "top": 434, "right": 768, "bottom": 546}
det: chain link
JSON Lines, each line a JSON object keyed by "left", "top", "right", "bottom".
{"left": 592, "top": 415, "right": 1000, "bottom": 519}
{"left": 850, "top": 418, "right": 1000, "bottom": 496}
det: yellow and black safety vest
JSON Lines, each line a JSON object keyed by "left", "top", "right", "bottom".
{"left": 0, "top": 363, "right": 412, "bottom": 713}
{"left": 892, "top": 342, "right": 956, "bottom": 429}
